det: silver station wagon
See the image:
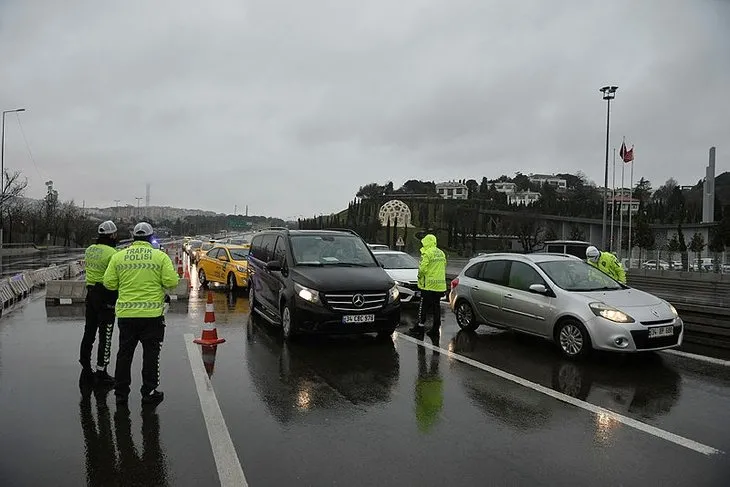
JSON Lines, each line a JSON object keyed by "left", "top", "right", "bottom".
{"left": 449, "top": 253, "right": 683, "bottom": 359}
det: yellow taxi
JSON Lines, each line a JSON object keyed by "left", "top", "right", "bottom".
{"left": 197, "top": 245, "right": 250, "bottom": 290}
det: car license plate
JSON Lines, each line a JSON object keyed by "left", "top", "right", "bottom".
{"left": 342, "top": 314, "right": 375, "bottom": 324}
{"left": 648, "top": 325, "right": 674, "bottom": 338}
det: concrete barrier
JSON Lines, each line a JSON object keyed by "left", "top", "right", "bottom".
{"left": 45, "top": 281, "right": 87, "bottom": 305}
{"left": 167, "top": 279, "right": 190, "bottom": 301}
{"left": 0, "top": 260, "right": 88, "bottom": 318}
{"left": 45, "top": 278, "right": 191, "bottom": 306}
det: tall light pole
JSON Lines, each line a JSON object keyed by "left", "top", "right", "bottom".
{"left": 1, "top": 108, "right": 26, "bottom": 196}
{"left": 1, "top": 108, "right": 26, "bottom": 248}
{"left": 599, "top": 86, "right": 618, "bottom": 250}
{"left": 135, "top": 197, "right": 143, "bottom": 217}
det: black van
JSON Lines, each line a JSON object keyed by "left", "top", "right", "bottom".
{"left": 248, "top": 229, "right": 401, "bottom": 340}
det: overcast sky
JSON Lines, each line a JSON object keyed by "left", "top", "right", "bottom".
{"left": 1, "top": 0, "right": 729, "bottom": 219}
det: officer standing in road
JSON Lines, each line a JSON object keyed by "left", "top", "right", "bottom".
{"left": 409, "top": 233, "right": 447, "bottom": 337}
{"left": 80, "top": 220, "right": 118, "bottom": 386}
{"left": 103, "top": 222, "right": 179, "bottom": 405}
{"left": 586, "top": 245, "right": 626, "bottom": 284}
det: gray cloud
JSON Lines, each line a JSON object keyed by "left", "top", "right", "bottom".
{"left": 1, "top": 0, "right": 728, "bottom": 218}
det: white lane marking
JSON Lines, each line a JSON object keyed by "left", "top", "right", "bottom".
{"left": 184, "top": 334, "right": 249, "bottom": 487}
{"left": 661, "top": 349, "right": 730, "bottom": 367}
{"left": 394, "top": 332, "right": 723, "bottom": 456}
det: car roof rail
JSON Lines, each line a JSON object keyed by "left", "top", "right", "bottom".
{"left": 264, "top": 227, "right": 290, "bottom": 232}
{"left": 322, "top": 228, "right": 361, "bottom": 237}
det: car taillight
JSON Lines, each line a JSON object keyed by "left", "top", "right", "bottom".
{"left": 451, "top": 278, "right": 459, "bottom": 289}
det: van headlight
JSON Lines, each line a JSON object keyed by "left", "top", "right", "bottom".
{"left": 236, "top": 265, "right": 247, "bottom": 273}
{"left": 589, "top": 302, "right": 635, "bottom": 323}
{"left": 294, "top": 282, "right": 321, "bottom": 305}
{"left": 388, "top": 284, "right": 400, "bottom": 303}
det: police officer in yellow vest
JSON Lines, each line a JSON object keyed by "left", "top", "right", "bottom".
{"left": 103, "top": 222, "right": 179, "bottom": 405}
{"left": 80, "top": 220, "right": 119, "bottom": 386}
{"left": 586, "top": 245, "right": 627, "bottom": 284}
{"left": 409, "top": 234, "right": 447, "bottom": 336}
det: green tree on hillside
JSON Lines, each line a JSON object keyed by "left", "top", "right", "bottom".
{"left": 689, "top": 232, "right": 706, "bottom": 269}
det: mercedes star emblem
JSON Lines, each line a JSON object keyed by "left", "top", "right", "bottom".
{"left": 352, "top": 294, "right": 365, "bottom": 307}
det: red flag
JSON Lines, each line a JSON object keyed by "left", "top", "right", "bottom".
{"left": 619, "top": 142, "right": 634, "bottom": 163}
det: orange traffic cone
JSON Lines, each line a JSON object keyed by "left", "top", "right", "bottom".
{"left": 184, "top": 264, "right": 192, "bottom": 289}
{"left": 194, "top": 292, "right": 225, "bottom": 345}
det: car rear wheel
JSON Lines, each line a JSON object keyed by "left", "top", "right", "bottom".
{"left": 198, "top": 269, "right": 208, "bottom": 288}
{"left": 455, "top": 301, "right": 478, "bottom": 332}
{"left": 227, "top": 272, "right": 237, "bottom": 291}
{"left": 556, "top": 319, "right": 591, "bottom": 359}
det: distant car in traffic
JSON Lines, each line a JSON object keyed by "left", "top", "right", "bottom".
{"left": 187, "top": 239, "right": 203, "bottom": 259}
{"left": 197, "top": 244, "right": 251, "bottom": 290}
{"left": 641, "top": 260, "right": 670, "bottom": 270}
{"left": 194, "top": 242, "right": 214, "bottom": 263}
{"left": 367, "top": 244, "right": 390, "bottom": 251}
{"left": 449, "top": 253, "right": 683, "bottom": 359}
{"left": 248, "top": 228, "right": 400, "bottom": 340}
{"left": 372, "top": 250, "right": 420, "bottom": 303}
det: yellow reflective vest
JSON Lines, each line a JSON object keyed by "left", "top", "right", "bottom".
{"left": 418, "top": 234, "right": 447, "bottom": 292}
{"left": 85, "top": 244, "right": 117, "bottom": 285}
{"left": 103, "top": 241, "right": 179, "bottom": 318}
{"left": 588, "top": 251, "right": 626, "bottom": 284}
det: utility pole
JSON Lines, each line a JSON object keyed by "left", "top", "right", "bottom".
{"left": 135, "top": 197, "right": 143, "bottom": 217}
{"left": 599, "top": 85, "right": 618, "bottom": 249}
{"left": 1, "top": 108, "right": 26, "bottom": 248}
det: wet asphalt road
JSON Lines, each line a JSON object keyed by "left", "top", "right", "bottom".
{"left": 1, "top": 274, "right": 730, "bottom": 485}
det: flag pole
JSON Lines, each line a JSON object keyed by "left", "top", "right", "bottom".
{"left": 610, "top": 147, "right": 616, "bottom": 252}
{"left": 627, "top": 147, "right": 634, "bottom": 267}
{"left": 619, "top": 143, "right": 625, "bottom": 262}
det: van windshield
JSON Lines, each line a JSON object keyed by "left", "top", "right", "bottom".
{"left": 291, "top": 235, "right": 377, "bottom": 267}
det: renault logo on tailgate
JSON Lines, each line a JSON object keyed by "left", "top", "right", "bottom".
{"left": 352, "top": 294, "right": 365, "bottom": 307}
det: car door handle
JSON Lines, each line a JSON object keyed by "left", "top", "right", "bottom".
{"left": 471, "top": 286, "right": 479, "bottom": 290}
{"left": 504, "top": 294, "right": 514, "bottom": 299}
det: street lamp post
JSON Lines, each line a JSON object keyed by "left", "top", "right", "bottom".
{"left": 1, "top": 108, "right": 26, "bottom": 196}
{"left": 1, "top": 108, "right": 26, "bottom": 248}
{"left": 599, "top": 86, "right": 618, "bottom": 250}
{"left": 135, "top": 197, "right": 143, "bottom": 217}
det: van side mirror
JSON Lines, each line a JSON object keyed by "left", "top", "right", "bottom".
{"left": 529, "top": 284, "right": 548, "bottom": 294}
{"left": 266, "top": 260, "right": 282, "bottom": 272}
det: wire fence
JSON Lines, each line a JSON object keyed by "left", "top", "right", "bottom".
{"left": 620, "top": 250, "right": 730, "bottom": 273}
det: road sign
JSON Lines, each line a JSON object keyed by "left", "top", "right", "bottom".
{"left": 396, "top": 237, "right": 404, "bottom": 247}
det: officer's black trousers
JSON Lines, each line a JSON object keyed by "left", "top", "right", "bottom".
{"left": 80, "top": 285, "right": 115, "bottom": 370}
{"left": 418, "top": 290, "right": 442, "bottom": 329}
{"left": 114, "top": 317, "right": 165, "bottom": 398}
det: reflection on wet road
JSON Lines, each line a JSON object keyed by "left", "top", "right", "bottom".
{"left": 79, "top": 383, "right": 169, "bottom": 486}
{"left": 1, "top": 281, "right": 729, "bottom": 486}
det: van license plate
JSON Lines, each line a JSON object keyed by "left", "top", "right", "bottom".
{"left": 343, "top": 314, "right": 375, "bottom": 324}
{"left": 648, "top": 326, "right": 673, "bottom": 338}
